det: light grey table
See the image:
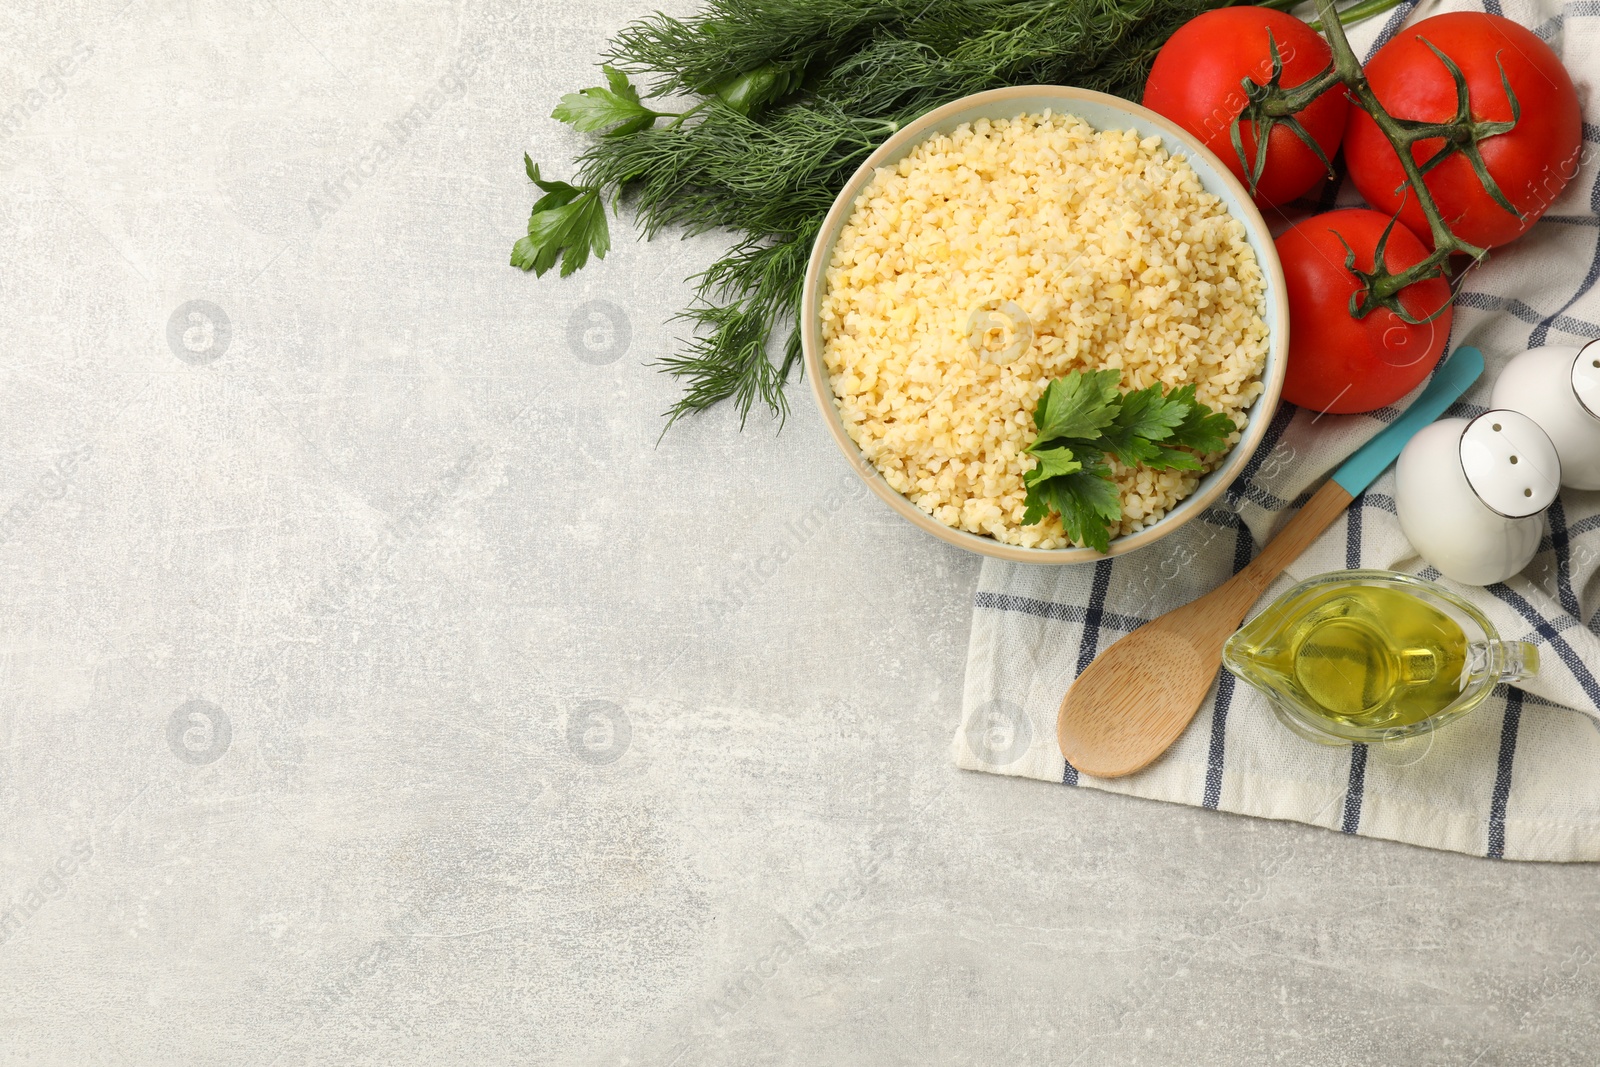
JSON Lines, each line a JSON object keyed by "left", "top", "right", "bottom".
{"left": 0, "top": 1, "right": 1593, "bottom": 1064}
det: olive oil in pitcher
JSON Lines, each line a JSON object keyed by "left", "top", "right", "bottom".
{"left": 1223, "top": 571, "right": 1539, "bottom": 744}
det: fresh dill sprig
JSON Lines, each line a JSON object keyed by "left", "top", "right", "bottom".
{"left": 661, "top": 223, "right": 817, "bottom": 426}
{"left": 605, "top": 0, "right": 927, "bottom": 98}
{"left": 572, "top": 104, "right": 898, "bottom": 242}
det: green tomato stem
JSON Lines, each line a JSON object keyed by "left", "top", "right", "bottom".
{"left": 1311, "top": 0, "right": 1484, "bottom": 310}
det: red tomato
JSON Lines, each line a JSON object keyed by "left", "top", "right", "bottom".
{"left": 1277, "top": 209, "right": 1453, "bottom": 414}
{"left": 1143, "top": 7, "right": 1349, "bottom": 208}
{"left": 1343, "top": 12, "right": 1582, "bottom": 250}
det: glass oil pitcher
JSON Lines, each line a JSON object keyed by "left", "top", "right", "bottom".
{"left": 1222, "top": 570, "right": 1539, "bottom": 745}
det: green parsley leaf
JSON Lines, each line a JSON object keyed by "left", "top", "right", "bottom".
{"left": 524, "top": 157, "right": 582, "bottom": 209}
{"left": 1114, "top": 383, "right": 1186, "bottom": 435}
{"left": 1022, "top": 446, "right": 1082, "bottom": 488}
{"left": 1021, "top": 492, "right": 1051, "bottom": 529}
{"left": 512, "top": 160, "right": 610, "bottom": 276}
{"left": 1020, "top": 370, "right": 1233, "bottom": 550}
{"left": 1165, "top": 384, "right": 1237, "bottom": 454}
{"left": 1030, "top": 463, "right": 1122, "bottom": 554}
{"left": 1100, "top": 382, "right": 1191, "bottom": 466}
{"left": 1142, "top": 443, "right": 1205, "bottom": 471}
{"left": 1030, "top": 369, "right": 1122, "bottom": 447}
{"left": 552, "top": 66, "right": 661, "bottom": 137}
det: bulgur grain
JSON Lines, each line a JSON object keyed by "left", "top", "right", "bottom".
{"left": 821, "top": 112, "right": 1269, "bottom": 549}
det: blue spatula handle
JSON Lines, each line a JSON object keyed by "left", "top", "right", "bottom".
{"left": 1330, "top": 346, "right": 1485, "bottom": 497}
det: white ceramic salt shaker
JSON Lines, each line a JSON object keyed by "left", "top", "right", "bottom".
{"left": 1489, "top": 340, "right": 1600, "bottom": 489}
{"left": 1395, "top": 409, "right": 1562, "bottom": 586}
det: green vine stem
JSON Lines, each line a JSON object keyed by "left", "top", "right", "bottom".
{"left": 1239, "top": 0, "right": 1521, "bottom": 323}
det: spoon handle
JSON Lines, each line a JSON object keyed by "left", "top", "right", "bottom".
{"left": 1238, "top": 479, "right": 1355, "bottom": 595}
{"left": 1330, "top": 347, "right": 1485, "bottom": 496}
{"left": 1204, "top": 348, "right": 1486, "bottom": 620}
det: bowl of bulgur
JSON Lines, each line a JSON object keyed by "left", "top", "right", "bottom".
{"left": 800, "top": 85, "right": 1288, "bottom": 563}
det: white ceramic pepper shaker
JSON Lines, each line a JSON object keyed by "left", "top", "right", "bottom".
{"left": 1395, "top": 409, "right": 1562, "bottom": 586}
{"left": 1489, "top": 340, "right": 1600, "bottom": 489}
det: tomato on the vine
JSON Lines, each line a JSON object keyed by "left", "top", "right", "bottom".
{"left": 1276, "top": 209, "right": 1453, "bottom": 414}
{"left": 1143, "top": 7, "right": 1349, "bottom": 209}
{"left": 1343, "top": 12, "right": 1582, "bottom": 250}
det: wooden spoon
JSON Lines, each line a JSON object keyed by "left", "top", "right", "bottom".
{"left": 1057, "top": 347, "right": 1485, "bottom": 779}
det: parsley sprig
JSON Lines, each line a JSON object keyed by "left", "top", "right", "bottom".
{"left": 1022, "top": 370, "right": 1234, "bottom": 553}
{"left": 511, "top": 158, "right": 611, "bottom": 278}
{"left": 552, "top": 66, "right": 677, "bottom": 138}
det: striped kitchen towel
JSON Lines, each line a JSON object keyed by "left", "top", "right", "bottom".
{"left": 953, "top": 0, "right": 1600, "bottom": 861}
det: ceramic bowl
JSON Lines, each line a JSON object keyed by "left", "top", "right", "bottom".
{"left": 799, "top": 85, "right": 1290, "bottom": 564}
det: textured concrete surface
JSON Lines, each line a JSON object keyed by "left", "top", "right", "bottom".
{"left": 1, "top": 1, "right": 1597, "bottom": 1064}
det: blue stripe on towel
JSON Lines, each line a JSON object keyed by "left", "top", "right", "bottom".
{"left": 1346, "top": 493, "right": 1364, "bottom": 569}
{"left": 973, "top": 591, "right": 1150, "bottom": 634}
{"left": 1488, "top": 688, "right": 1525, "bottom": 859}
{"left": 1202, "top": 506, "right": 1245, "bottom": 530}
{"left": 1370, "top": 1, "right": 1419, "bottom": 51}
{"left": 1074, "top": 560, "right": 1116, "bottom": 677}
{"left": 1455, "top": 292, "right": 1600, "bottom": 339}
{"left": 1342, "top": 745, "right": 1369, "bottom": 833}
{"left": 1365, "top": 492, "right": 1397, "bottom": 515}
{"left": 1203, "top": 673, "right": 1235, "bottom": 809}
{"left": 1546, "top": 497, "right": 1582, "bottom": 619}
{"left": 1203, "top": 520, "right": 1258, "bottom": 808}
{"left": 1486, "top": 584, "right": 1600, "bottom": 706}
{"left": 1235, "top": 483, "right": 1319, "bottom": 514}
{"left": 1063, "top": 559, "right": 1116, "bottom": 787}
{"left": 1341, "top": 498, "right": 1371, "bottom": 832}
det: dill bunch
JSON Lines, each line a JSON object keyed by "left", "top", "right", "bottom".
{"left": 513, "top": 0, "right": 1234, "bottom": 426}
